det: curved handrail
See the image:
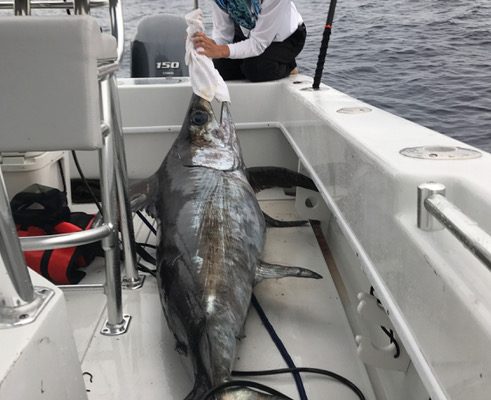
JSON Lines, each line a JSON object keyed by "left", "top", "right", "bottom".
{"left": 20, "top": 224, "right": 114, "bottom": 251}
{"left": 418, "top": 182, "right": 491, "bottom": 270}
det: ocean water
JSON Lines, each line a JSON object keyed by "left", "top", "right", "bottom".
{"left": 116, "top": 0, "right": 491, "bottom": 152}
{"left": 7, "top": 0, "right": 491, "bottom": 152}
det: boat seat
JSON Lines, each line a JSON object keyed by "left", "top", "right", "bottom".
{"left": 0, "top": 16, "right": 116, "bottom": 152}
{"left": 0, "top": 15, "right": 137, "bottom": 336}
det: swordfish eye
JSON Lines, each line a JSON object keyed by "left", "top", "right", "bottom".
{"left": 190, "top": 110, "right": 209, "bottom": 126}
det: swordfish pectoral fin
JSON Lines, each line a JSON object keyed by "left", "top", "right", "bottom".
{"left": 254, "top": 260, "right": 323, "bottom": 285}
{"left": 91, "top": 173, "right": 159, "bottom": 228}
{"left": 128, "top": 173, "right": 159, "bottom": 215}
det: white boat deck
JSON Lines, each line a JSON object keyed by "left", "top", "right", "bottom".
{"left": 64, "top": 193, "right": 375, "bottom": 399}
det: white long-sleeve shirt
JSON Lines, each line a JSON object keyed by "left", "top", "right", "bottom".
{"left": 211, "top": 0, "right": 303, "bottom": 59}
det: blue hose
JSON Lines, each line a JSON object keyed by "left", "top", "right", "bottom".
{"left": 251, "top": 294, "right": 309, "bottom": 400}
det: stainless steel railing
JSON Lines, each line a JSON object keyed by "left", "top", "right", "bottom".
{"left": 0, "top": 70, "right": 131, "bottom": 334}
{"left": 7, "top": 0, "right": 139, "bottom": 286}
{"left": 417, "top": 182, "right": 491, "bottom": 270}
{"left": 0, "top": 7, "right": 140, "bottom": 332}
{"left": 108, "top": 0, "right": 124, "bottom": 63}
{"left": 0, "top": 172, "right": 35, "bottom": 307}
{"left": 20, "top": 225, "right": 114, "bottom": 251}
{"left": 0, "top": 0, "right": 107, "bottom": 11}
{"left": 0, "top": 170, "right": 55, "bottom": 329}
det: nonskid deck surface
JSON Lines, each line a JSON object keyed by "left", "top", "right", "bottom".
{"left": 64, "top": 194, "right": 374, "bottom": 400}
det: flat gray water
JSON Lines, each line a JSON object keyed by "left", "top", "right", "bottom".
{"left": 8, "top": 0, "right": 491, "bottom": 151}
{"left": 118, "top": 0, "right": 491, "bottom": 151}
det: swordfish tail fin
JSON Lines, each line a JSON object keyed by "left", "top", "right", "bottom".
{"left": 246, "top": 167, "right": 318, "bottom": 193}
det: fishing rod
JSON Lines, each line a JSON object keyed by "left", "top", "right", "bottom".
{"left": 312, "top": 0, "right": 338, "bottom": 90}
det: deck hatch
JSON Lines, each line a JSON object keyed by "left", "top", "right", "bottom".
{"left": 400, "top": 145, "right": 481, "bottom": 160}
{"left": 336, "top": 106, "right": 372, "bottom": 114}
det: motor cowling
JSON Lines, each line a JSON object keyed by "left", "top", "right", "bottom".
{"left": 131, "top": 14, "right": 189, "bottom": 78}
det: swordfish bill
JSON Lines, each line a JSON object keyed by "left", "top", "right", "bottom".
{"left": 133, "top": 94, "right": 322, "bottom": 399}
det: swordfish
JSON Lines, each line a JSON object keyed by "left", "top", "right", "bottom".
{"left": 134, "top": 94, "right": 321, "bottom": 399}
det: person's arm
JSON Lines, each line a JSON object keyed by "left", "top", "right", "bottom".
{"left": 193, "top": 0, "right": 292, "bottom": 60}
{"left": 193, "top": 31, "right": 230, "bottom": 58}
{"left": 228, "top": 0, "right": 288, "bottom": 59}
{"left": 192, "top": 3, "right": 232, "bottom": 59}
{"left": 211, "top": 3, "right": 235, "bottom": 45}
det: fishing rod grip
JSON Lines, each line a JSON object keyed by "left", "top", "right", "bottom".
{"left": 312, "top": 0, "right": 337, "bottom": 90}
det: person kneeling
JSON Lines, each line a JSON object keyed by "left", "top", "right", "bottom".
{"left": 192, "top": 0, "right": 306, "bottom": 82}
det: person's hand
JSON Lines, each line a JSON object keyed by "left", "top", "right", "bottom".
{"left": 192, "top": 32, "right": 230, "bottom": 59}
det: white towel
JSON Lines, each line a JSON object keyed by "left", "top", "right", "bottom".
{"left": 185, "top": 9, "right": 230, "bottom": 103}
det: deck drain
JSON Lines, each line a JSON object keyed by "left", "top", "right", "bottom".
{"left": 400, "top": 146, "right": 482, "bottom": 160}
{"left": 337, "top": 107, "right": 372, "bottom": 114}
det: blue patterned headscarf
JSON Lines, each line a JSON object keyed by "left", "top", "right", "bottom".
{"left": 214, "top": 0, "right": 262, "bottom": 30}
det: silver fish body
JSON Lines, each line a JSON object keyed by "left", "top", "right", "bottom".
{"left": 156, "top": 95, "right": 267, "bottom": 399}
{"left": 136, "top": 94, "right": 321, "bottom": 400}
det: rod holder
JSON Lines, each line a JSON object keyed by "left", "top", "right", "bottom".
{"left": 417, "top": 182, "right": 445, "bottom": 231}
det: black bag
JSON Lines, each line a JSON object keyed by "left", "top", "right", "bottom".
{"left": 10, "top": 184, "right": 70, "bottom": 230}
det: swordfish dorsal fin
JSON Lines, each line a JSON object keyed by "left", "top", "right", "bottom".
{"left": 90, "top": 173, "right": 159, "bottom": 228}
{"left": 255, "top": 260, "right": 322, "bottom": 285}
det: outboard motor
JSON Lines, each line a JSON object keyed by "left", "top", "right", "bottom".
{"left": 131, "top": 15, "right": 189, "bottom": 78}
